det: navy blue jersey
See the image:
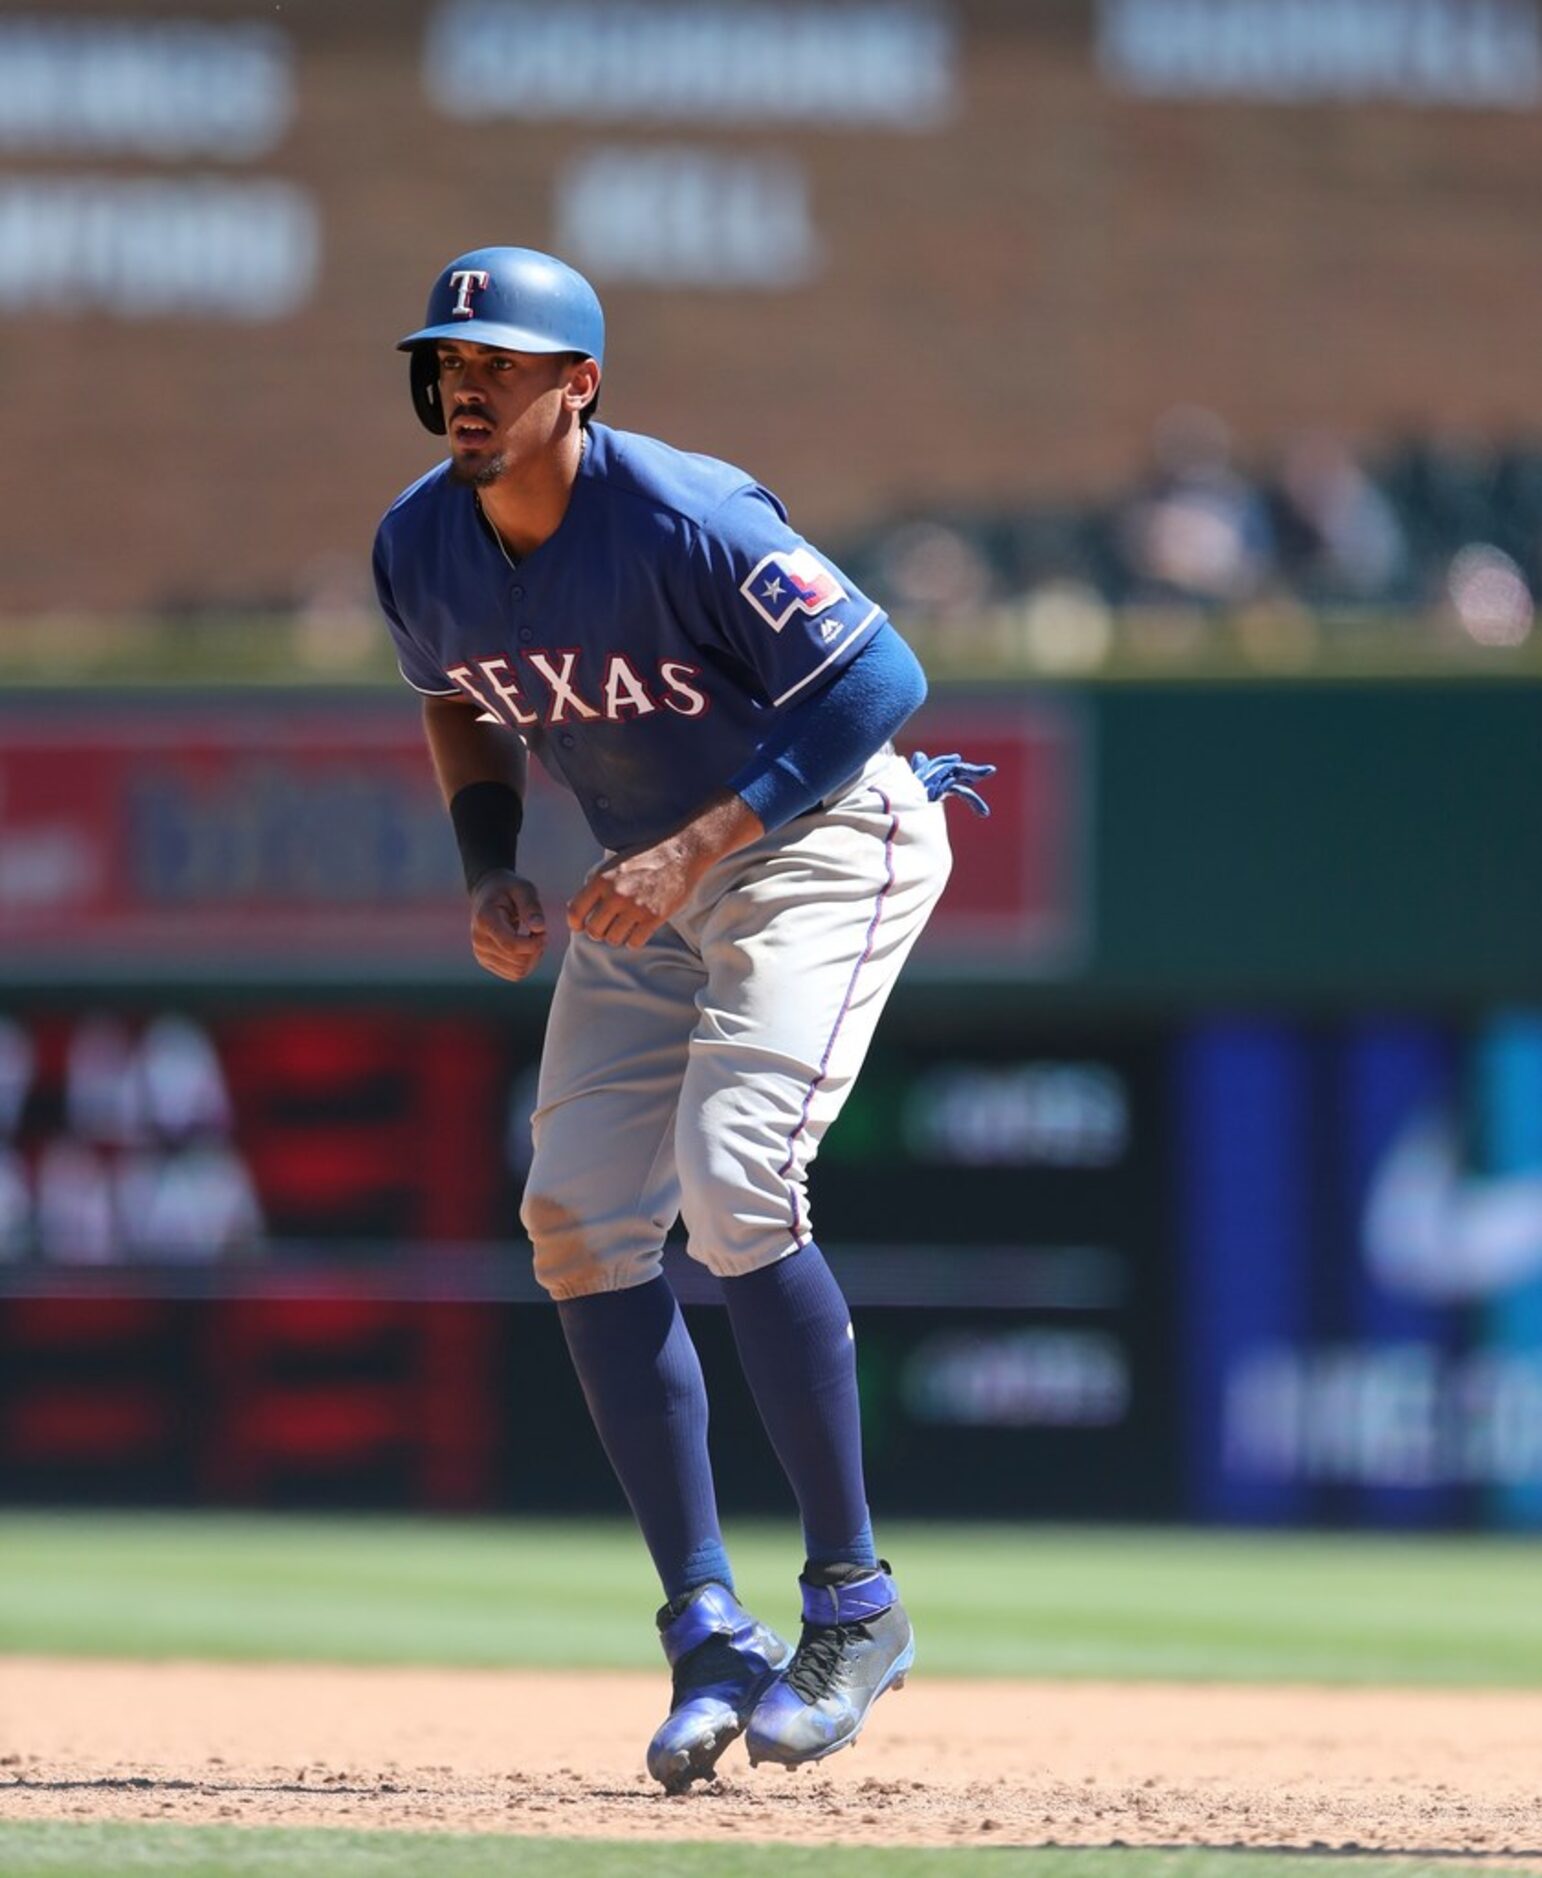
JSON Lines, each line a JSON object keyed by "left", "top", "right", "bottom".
{"left": 373, "top": 423, "right": 886, "bottom": 851}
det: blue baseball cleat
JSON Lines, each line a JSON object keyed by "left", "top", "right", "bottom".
{"left": 646, "top": 1582, "right": 793, "bottom": 1793}
{"left": 745, "top": 1562, "right": 914, "bottom": 1767}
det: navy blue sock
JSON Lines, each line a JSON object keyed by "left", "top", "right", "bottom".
{"left": 556, "top": 1276, "right": 732, "bottom": 1602}
{"left": 720, "top": 1243, "right": 878, "bottom": 1572}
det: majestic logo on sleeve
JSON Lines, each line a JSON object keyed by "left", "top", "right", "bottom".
{"left": 449, "top": 269, "right": 491, "bottom": 318}
{"left": 739, "top": 548, "right": 847, "bottom": 632}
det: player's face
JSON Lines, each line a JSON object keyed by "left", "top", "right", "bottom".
{"left": 435, "top": 342, "right": 588, "bottom": 486}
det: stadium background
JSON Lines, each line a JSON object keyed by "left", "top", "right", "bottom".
{"left": 2, "top": 0, "right": 1542, "bottom": 1548}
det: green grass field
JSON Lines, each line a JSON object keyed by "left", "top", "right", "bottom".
{"left": 2, "top": 1512, "right": 1539, "bottom": 1685}
{"left": 2, "top": 1514, "right": 1537, "bottom": 1877}
{"left": 0, "top": 1825, "right": 1517, "bottom": 1878}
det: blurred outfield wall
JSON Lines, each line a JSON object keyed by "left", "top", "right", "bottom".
{"left": 1, "top": 674, "right": 1539, "bottom": 1530}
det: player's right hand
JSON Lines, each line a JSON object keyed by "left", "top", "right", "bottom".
{"left": 469, "top": 870, "right": 547, "bottom": 981}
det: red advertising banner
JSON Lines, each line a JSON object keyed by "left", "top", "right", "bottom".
{"left": 0, "top": 695, "right": 1085, "bottom": 978}
{"left": 0, "top": 704, "right": 474, "bottom": 973}
{"left": 908, "top": 699, "right": 1088, "bottom": 973}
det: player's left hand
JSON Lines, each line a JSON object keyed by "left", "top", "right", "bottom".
{"left": 567, "top": 839, "right": 699, "bottom": 948}
{"left": 567, "top": 793, "right": 765, "bottom": 948}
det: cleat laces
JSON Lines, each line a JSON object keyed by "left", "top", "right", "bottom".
{"left": 785, "top": 1620, "right": 871, "bottom": 1703}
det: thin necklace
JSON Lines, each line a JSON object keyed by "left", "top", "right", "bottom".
{"left": 473, "top": 431, "right": 586, "bottom": 566}
{"left": 475, "top": 491, "right": 519, "bottom": 570}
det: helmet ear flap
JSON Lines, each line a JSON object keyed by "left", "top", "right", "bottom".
{"left": 409, "top": 347, "right": 445, "bottom": 435}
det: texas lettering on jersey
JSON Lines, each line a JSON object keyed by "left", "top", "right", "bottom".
{"left": 374, "top": 425, "right": 888, "bottom": 848}
{"left": 447, "top": 650, "right": 710, "bottom": 727}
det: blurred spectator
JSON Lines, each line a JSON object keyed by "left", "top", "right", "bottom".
{"left": 1487, "top": 438, "right": 1542, "bottom": 593}
{"left": 66, "top": 1017, "right": 146, "bottom": 1146}
{"left": 1270, "top": 431, "right": 1410, "bottom": 606}
{"left": 1444, "top": 543, "right": 1534, "bottom": 648}
{"left": 827, "top": 418, "right": 1542, "bottom": 649}
{"left": 1378, "top": 431, "right": 1495, "bottom": 568}
{"left": 869, "top": 517, "right": 997, "bottom": 623}
{"left": 1112, "top": 405, "right": 1276, "bottom": 606}
{"left": 138, "top": 1014, "right": 235, "bottom": 1141}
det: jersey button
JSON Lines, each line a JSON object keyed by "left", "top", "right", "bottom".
{"left": 518, "top": 628, "right": 534, "bottom": 642}
{"left": 596, "top": 795, "right": 611, "bottom": 811}
{"left": 509, "top": 584, "right": 524, "bottom": 600}
{"left": 559, "top": 732, "right": 576, "bottom": 748}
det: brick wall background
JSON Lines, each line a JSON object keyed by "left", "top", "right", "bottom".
{"left": 5, "top": 0, "right": 1541, "bottom": 614}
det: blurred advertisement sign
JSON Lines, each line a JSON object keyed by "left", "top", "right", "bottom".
{"left": 903, "top": 1059, "right": 1129, "bottom": 1167}
{"left": 903, "top": 1326, "right": 1131, "bottom": 1429}
{"left": 555, "top": 147, "right": 820, "bottom": 288}
{"left": 0, "top": 18, "right": 294, "bottom": 157}
{"left": 1363, "top": 1113, "right": 1542, "bottom": 1303}
{"left": 1222, "top": 1343, "right": 1542, "bottom": 1496}
{"left": 0, "top": 698, "right": 1075, "bottom": 979}
{"left": 1181, "top": 1014, "right": 1542, "bottom": 1528}
{"left": 425, "top": 0, "right": 956, "bottom": 125}
{"left": 429, "top": 1, "right": 951, "bottom": 292}
{"left": 0, "top": 998, "right": 1179, "bottom": 1518}
{"left": 0, "top": 16, "right": 311, "bottom": 322}
{"left": 808, "top": 1020, "right": 1175, "bottom": 1514}
{"left": 0, "top": 179, "right": 319, "bottom": 319}
{"left": 0, "top": 706, "right": 470, "bottom": 975}
{"left": 1099, "top": 0, "right": 1542, "bottom": 107}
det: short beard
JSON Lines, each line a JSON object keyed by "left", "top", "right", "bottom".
{"left": 448, "top": 451, "right": 509, "bottom": 488}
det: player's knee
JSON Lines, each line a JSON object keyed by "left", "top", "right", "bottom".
{"left": 521, "top": 1185, "right": 602, "bottom": 1297}
{"left": 676, "top": 1130, "right": 801, "bottom": 1278}
{"left": 521, "top": 1183, "right": 666, "bottom": 1299}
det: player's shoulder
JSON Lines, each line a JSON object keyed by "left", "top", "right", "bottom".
{"left": 374, "top": 459, "right": 456, "bottom": 548}
{"left": 583, "top": 423, "right": 785, "bottom": 532}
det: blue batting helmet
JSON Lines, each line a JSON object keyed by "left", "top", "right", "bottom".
{"left": 397, "top": 246, "right": 606, "bottom": 435}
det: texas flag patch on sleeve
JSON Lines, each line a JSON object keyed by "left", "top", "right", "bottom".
{"left": 739, "top": 547, "right": 848, "bottom": 632}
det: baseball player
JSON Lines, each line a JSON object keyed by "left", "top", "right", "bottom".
{"left": 373, "top": 248, "right": 990, "bottom": 1791}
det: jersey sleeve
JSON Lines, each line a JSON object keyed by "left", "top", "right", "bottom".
{"left": 372, "top": 528, "right": 458, "bottom": 697}
{"left": 687, "top": 484, "right": 885, "bottom": 709}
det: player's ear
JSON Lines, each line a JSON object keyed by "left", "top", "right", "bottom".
{"left": 565, "top": 357, "right": 601, "bottom": 419}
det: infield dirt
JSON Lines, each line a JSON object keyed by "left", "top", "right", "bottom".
{"left": 2, "top": 1659, "right": 1541, "bottom": 1863}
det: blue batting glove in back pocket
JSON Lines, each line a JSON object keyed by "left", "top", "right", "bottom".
{"left": 908, "top": 750, "right": 995, "bottom": 818}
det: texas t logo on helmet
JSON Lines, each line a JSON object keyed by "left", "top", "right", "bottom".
{"left": 396, "top": 246, "right": 607, "bottom": 434}
{"left": 449, "top": 269, "right": 491, "bottom": 317}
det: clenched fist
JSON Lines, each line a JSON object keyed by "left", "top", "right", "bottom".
{"left": 469, "top": 869, "right": 548, "bottom": 981}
